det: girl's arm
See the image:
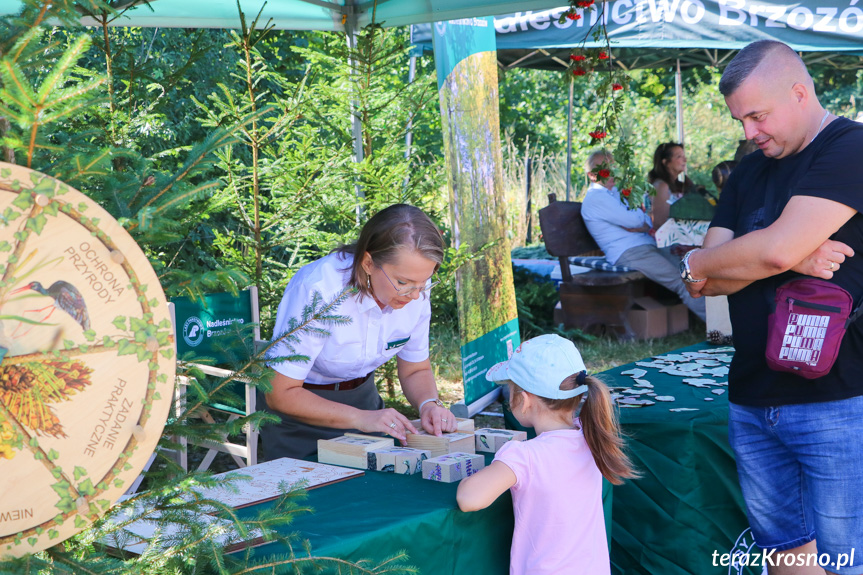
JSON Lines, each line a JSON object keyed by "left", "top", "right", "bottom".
{"left": 456, "top": 461, "right": 517, "bottom": 512}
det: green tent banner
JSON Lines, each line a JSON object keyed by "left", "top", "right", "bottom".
{"left": 413, "top": 1, "right": 863, "bottom": 71}
{"left": 415, "top": 1, "right": 863, "bottom": 53}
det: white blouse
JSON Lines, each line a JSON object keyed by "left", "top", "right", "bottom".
{"left": 268, "top": 252, "right": 431, "bottom": 385}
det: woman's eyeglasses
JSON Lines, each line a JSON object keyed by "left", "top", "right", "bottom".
{"left": 376, "top": 263, "right": 439, "bottom": 296}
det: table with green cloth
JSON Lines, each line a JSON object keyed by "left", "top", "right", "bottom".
{"left": 603, "top": 342, "right": 760, "bottom": 575}
{"left": 241, "top": 453, "right": 613, "bottom": 573}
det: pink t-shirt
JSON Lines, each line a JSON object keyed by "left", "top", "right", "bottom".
{"left": 494, "top": 427, "right": 609, "bottom": 575}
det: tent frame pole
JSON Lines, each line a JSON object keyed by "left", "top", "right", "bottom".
{"left": 675, "top": 58, "right": 684, "bottom": 145}
{"left": 345, "top": 0, "right": 365, "bottom": 222}
{"left": 402, "top": 54, "right": 417, "bottom": 192}
{"left": 566, "top": 74, "right": 574, "bottom": 201}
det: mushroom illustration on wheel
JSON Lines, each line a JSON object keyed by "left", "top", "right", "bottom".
{"left": 9, "top": 280, "right": 90, "bottom": 337}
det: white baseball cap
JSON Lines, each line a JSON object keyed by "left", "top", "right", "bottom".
{"left": 485, "top": 334, "right": 588, "bottom": 399}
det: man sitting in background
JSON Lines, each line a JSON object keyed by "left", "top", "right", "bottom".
{"left": 580, "top": 149, "right": 706, "bottom": 321}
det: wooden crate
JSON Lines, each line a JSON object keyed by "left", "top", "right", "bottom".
{"left": 422, "top": 452, "right": 485, "bottom": 483}
{"left": 317, "top": 434, "right": 394, "bottom": 469}
{"left": 474, "top": 428, "right": 528, "bottom": 453}
{"left": 367, "top": 447, "right": 431, "bottom": 475}
{"left": 559, "top": 279, "right": 646, "bottom": 336}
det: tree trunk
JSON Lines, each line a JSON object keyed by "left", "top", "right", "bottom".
{"left": 0, "top": 117, "right": 15, "bottom": 164}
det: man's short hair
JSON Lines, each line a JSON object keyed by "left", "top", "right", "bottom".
{"left": 719, "top": 40, "right": 803, "bottom": 96}
{"left": 585, "top": 149, "right": 610, "bottom": 173}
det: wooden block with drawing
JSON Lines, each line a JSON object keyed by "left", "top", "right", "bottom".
{"left": 367, "top": 446, "right": 431, "bottom": 475}
{"left": 474, "top": 428, "right": 528, "bottom": 453}
{"left": 421, "top": 452, "right": 485, "bottom": 483}
{"left": 409, "top": 417, "right": 475, "bottom": 433}
{"left": 405, "top": 431, "right": 475, "bottom": 458}
{"left": 317, "top": 433, "right": 394, "bottom": 469}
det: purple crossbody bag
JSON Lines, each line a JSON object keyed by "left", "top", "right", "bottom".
{"left": 766, "top": 278, "right": 863, "bottom": 379}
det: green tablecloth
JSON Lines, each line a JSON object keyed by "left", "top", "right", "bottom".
{"left": 244, "top": 453, "right": 612, "bottom": 574}
{"left": 604, "top": 343, "right": 759, "bottom": 575}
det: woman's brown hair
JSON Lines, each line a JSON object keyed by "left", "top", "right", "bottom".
{"left": 648, "top": 142, "right": 695, "bottom": 196}
{"left": 335, "top": 204, "right": 444, "bottom": 299}
{"left": 510, "top": 375, "right": 639, "bottom": 485}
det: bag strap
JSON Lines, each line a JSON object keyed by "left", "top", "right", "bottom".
{"left": 846, "top": 302, "right": 863, "bottom": 329}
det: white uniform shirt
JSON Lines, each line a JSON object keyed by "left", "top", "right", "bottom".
{"left": 268, "top": 252, "right": 431, "bottom": 385}
{"left": 581, "top": 182, "right": 654, "bottom": 264}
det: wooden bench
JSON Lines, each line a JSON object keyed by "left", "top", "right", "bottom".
{"left": 538, "top": 193, "right": 647, "bottom": 339}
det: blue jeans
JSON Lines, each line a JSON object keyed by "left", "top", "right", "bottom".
{"left": 729, "top": 396, "right": 863, "bottom": 574}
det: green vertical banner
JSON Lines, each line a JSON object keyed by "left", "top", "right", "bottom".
{"left": 433, "top": 17, "right": 520, "bottom": 411}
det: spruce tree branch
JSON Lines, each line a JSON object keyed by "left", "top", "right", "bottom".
{"left": 135, "top": 125, "right": 245, "bottom": 217}
{"left": 13, "top": 5, "right": 50, "bottom": 60}
{"left": 42, "top": 551, "right": 104, "bottom": 575}
{"left": 26, "top": 111, "right": 39, "bottom": 168}
{"left": 227, "top": 164, "right": 255, "bottom": 229}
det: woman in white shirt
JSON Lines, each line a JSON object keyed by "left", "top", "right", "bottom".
{"left": 647, "top": 142, "right": 695, "bottom": 230}
{"left": 261, "top": 204, "right": 456, "bottom": 460}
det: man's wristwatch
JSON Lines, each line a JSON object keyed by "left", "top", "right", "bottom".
{"left": 679, "top": 248, "right": 706, "bottom": 284}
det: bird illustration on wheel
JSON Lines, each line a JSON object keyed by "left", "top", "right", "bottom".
{"left": 9, "top": 280, "right": 90, "bottom": 337}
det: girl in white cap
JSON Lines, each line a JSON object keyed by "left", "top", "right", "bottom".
{"left": 457, "top": 334, "right": 638, "bottom": 575}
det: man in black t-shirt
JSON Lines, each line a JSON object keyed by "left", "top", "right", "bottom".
{"left": 684, "top": 41, "right": 863, "bottom": 574}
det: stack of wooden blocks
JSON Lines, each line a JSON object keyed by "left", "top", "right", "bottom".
{"left": 406, "top": 431, "right": 476, "bottom": 458}
{"left": 317, "top": 434, "right": 394, "bottom": 469}
{"left": 422, "top": 452, "right": 485, "bottom": 483}
{"left": 317, "top": 423, "right": 530, "bottom": 482}
{"left": 408, "top": 417, "right": 475, "bottom": 433}
{"left": 474, "top": 428, "right": 528, "bottom": 453}
{"left": 367, "top": 446, "right": 431, "bottom": 475}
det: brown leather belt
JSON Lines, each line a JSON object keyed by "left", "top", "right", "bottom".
{"left": 303, "top": 372, "right": 372, "bottom": 392}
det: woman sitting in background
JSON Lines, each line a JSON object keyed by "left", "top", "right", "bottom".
{"left": 647, "top": 142, "right": 695, "bottom": 230}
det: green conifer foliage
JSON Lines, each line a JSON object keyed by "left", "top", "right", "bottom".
{"left": 0, "top": 3, "right": 421, "bottom": 573}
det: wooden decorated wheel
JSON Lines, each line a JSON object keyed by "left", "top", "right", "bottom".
{"left": 0, "top": 163, "right": 175, "bottom": 557}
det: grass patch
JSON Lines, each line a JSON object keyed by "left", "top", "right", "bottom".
{"left": 378, "top": 320, "right": 706, "bottom": 417}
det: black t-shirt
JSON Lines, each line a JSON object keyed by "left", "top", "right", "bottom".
{"left": 711, "top": 117, "right": 863, "bottom": 407}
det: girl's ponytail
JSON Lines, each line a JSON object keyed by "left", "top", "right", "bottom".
{"left": 578, "top": 375, "right": 640, "bottom": 485}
